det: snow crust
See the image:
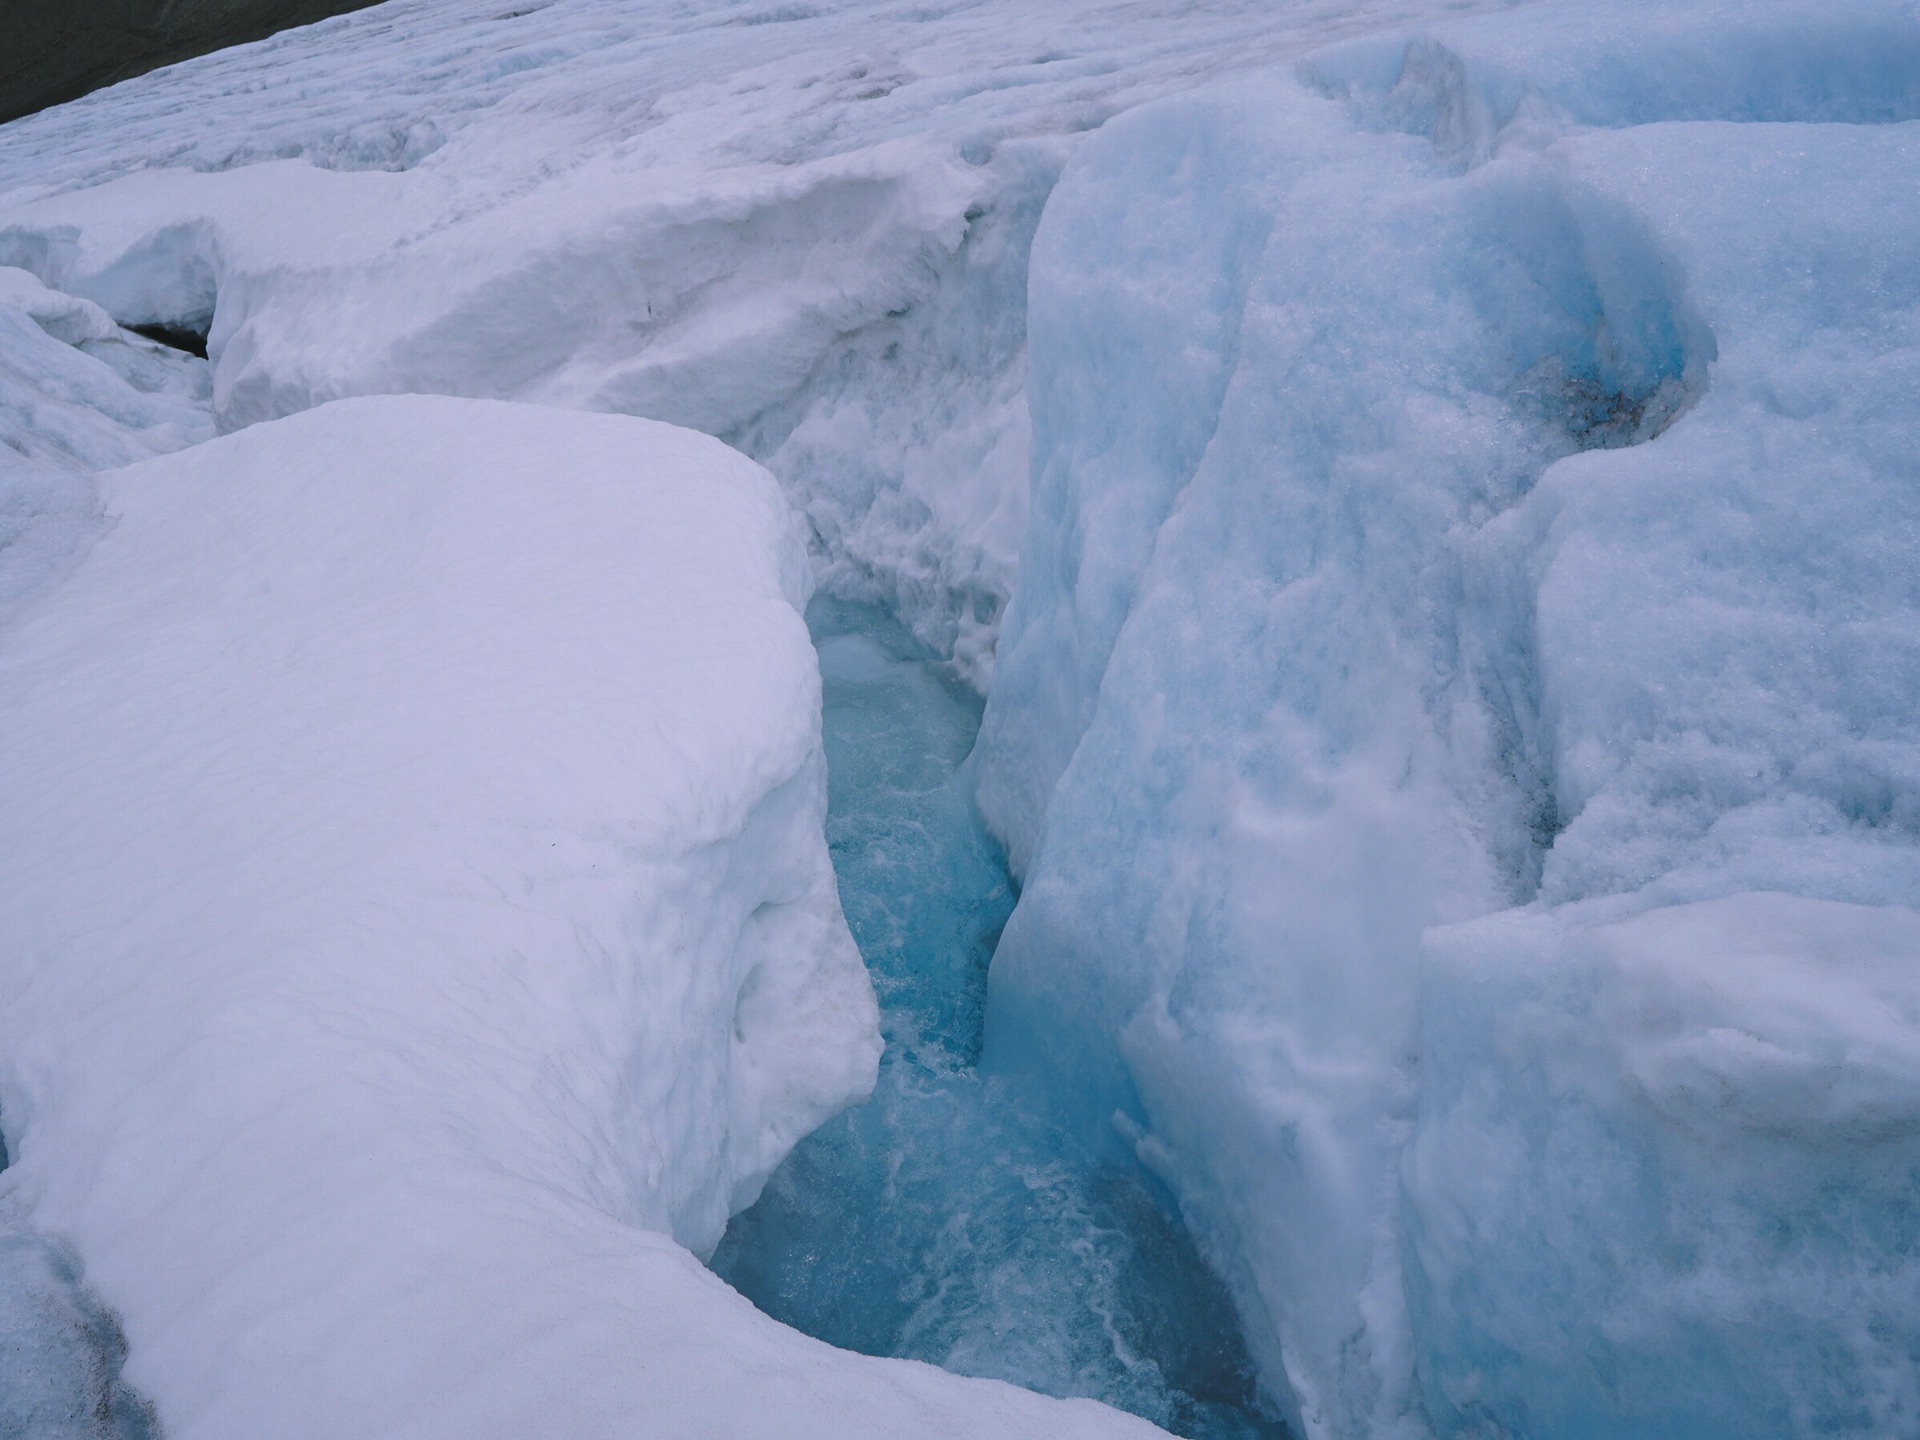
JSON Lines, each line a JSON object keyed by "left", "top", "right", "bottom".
{"left": 975, "top": 4, "right": 1920, "bottom": 1437}
{"left": 0, "top": 394, "right": 1167, "bottom": 1440}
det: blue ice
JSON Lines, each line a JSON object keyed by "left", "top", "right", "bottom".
{"left": 710, "top": 596, "right": 1282, "bottom": 1440}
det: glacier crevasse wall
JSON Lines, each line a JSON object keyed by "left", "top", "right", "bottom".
{"left": 975, "top": 5, "right": 1920, "bottom": 1438}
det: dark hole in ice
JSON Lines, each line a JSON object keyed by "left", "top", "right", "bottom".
{"left": 711, "top": 595, "right": 1287, "bottom": 1440}
{"left": 126, "top": 321, "right": 210, "bottom": 359}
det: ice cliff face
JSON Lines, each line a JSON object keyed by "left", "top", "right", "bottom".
{"left": 977, "top": 4, "right": 1920, "bottom": 1438}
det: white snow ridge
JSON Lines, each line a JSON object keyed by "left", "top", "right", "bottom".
{"left": 1, "top": 1, "right": 1918, "bottom": 1439}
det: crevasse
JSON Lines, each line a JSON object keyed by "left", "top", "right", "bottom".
{"left": 713, "top": 597, "right": 1284, "bottom": 1440}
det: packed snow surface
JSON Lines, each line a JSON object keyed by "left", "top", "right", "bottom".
{"left": 0, "top": 0, "right": 1513, "bottom": 683}
{"left": 0, "top": 394, "right": 1173, "bottom": 1440}
{"left": 977, "top": 3, "right": 1920, "bottom": 1437}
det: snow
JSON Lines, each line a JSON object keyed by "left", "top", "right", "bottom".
{"left": 0, "top": 393, "right": 1167, "bottom": 1440}
{"left": 974, "top": 4, "right": 1920, "bottom": 1438}
{"left": 0, "top": 0, "right": 1516, "bottom": 684}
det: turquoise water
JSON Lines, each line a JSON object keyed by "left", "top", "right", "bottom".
{"left": 710, "top": 596, "right": 1283, "bottom": 1440}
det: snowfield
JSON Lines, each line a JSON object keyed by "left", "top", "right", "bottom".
{"left": 1, "top": 0, "right": 1917, "bottom": 1438}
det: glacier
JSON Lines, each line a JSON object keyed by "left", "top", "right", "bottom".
{"left": 0, "top": 0, "right": 1511, "bottom": 685}
{"left": 0, "top": 0, "right": 1916, "bottom": 1437}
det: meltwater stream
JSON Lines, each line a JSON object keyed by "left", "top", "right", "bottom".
{"left": 711, "top": 597, "right": 1283, "bottom": 1440}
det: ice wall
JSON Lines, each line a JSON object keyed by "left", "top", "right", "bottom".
{"left": 0, "top": 394, "right": 1164, "bottom": 1440}
{"left": 976, "top": 5, "right": 1920, "bottom": 1437}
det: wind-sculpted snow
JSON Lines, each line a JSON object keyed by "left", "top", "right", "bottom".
{"left": 0, "top": 395, "right": 1177, "bottom": 1440}
{"left": 976, "top": 5, "right": 1920, "bottom": 1438}
{"left": 0, "top": 0, "right": 1514, "bottom": 682}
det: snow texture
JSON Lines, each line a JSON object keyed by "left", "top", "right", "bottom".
{"left": 0, "top": 0, "right": 1515, "bottom": 684}
{"left": 0, "top": 394, "right": 1168, "bottom": 1440}
{"left": 975, "top": 4, "right": 1920, "bottom": 1438}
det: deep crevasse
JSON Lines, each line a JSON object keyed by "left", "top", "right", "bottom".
{"left": 713, "top": 596, "right": 1283, "bottom": 1440}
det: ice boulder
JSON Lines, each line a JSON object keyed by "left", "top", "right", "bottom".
{"left": 0, "top": 395, "right": 1160, "bottom": 1440}
{"left": 974, "top": 6, "right": 1920, "bottom": 1438}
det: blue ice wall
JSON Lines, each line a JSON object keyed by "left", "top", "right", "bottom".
{"left": 968, "top": 7, "right": 1920, "bottom": 1438}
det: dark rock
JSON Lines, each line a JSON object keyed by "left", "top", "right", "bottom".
{"left": 0, "top": 0, "right": 382, "bottom": 124}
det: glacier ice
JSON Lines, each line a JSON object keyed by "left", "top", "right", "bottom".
{"left": 974, "top": 5, "right": 1920, "bottom": 1438}
{"left": 1410, "top": 894, "right": 1920, "bottom": 1440}
{"left": 0, "top": 265, "right": 212, "bottom": 620}
{"left": 0, "top": 0, "right": 1916, "bottom": 1436}
{"left": 0, "top": 394, "right": 1163, "bottom": 1440}
{"left": 0, "top": 1224, "right": 156, "bottom": 1440}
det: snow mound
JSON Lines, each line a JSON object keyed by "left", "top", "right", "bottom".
{"left": 0, "top": 394, "right": 1156, "bottom": 1439}
{"left": 974, "top": 5, "right": 1920, "bottom": 1438}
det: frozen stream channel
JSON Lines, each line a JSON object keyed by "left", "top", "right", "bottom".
{"left": 712, "top": 598, "right": 1282, "bottom": 1440}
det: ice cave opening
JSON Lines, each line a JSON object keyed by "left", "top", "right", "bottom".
{"left": 710, "top": 596, "right": 1286, "bottom": 1440}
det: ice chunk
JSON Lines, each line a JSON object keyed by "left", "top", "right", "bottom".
{"left": 0, "top": 395, "right": 1156, "bottom": 1439}
{"left": 0, "top": 266, "right": 213, "bottom": 618}
{"left": 1408, "top": 894, "right": 1920, "bottom": 1440}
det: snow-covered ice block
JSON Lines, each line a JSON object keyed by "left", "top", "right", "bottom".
{"left": 0, "top": 395, "right": 1159, "bottom": 1440}
{"left": 1408, "top": 894, "right": 1920, "bottom": 1440}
